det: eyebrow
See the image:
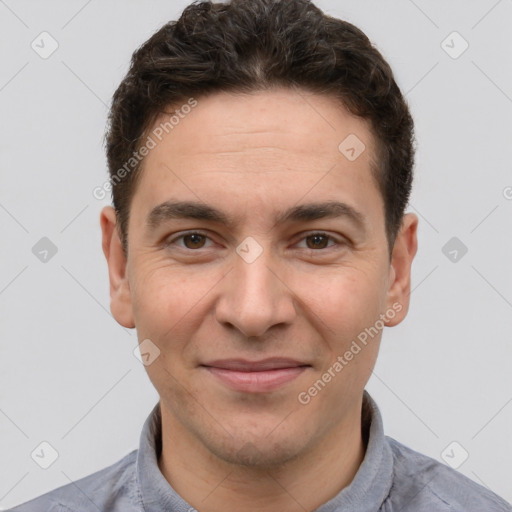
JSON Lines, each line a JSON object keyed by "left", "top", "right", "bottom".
{"left": 146, "top": 200, "right": 367, "bottom": 233}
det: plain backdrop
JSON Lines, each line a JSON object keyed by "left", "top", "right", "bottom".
{"left": 1, "top": 0, "right": 511, "bottom": 508}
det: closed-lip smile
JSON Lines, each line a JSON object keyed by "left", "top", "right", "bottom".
{"left": 201, "top": 358, "right": 311, "bottom": 392}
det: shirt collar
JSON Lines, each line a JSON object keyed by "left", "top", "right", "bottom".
{"left": 316, "top": 390, "right": 394, "bottom": 511}
{"left": 136, "top": 390, "right": 393, "bottom": 511}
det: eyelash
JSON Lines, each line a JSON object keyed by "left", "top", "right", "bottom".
{"left": 165, "top": 230, "right": 345, "bottom": 252}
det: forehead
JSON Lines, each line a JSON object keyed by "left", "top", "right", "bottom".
{"left": 131, "top": 88, "right": 384, "bottom": 234}
{"left": 147, "top": 88, "right": 376, "bottom": 166}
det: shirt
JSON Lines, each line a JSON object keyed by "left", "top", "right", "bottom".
{"left": 9, "top": 390, "right": 512, "bottom": 511}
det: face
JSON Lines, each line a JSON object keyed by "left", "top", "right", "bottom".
{"left": 101, "top": 88, "right": 417, "bottom": 468}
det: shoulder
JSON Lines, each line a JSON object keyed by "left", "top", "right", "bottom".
{"left": 7, "top": 449, "right": 140, "bottom": 512}
{"left": 384, "top": 436, "right": 512, "bottom": 512}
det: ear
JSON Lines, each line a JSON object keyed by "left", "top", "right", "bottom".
{"left": 384, "top": 212, "right": 418, "bottom": 327}
{"left": 100, "top": 206, "right": 135, "bottom": 329}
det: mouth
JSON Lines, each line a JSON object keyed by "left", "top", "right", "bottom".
{"left": 200, "top": 358, "right": 311, "bottom": 393}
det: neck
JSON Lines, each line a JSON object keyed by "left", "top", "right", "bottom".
{"left": 157, "top": 400, "right": 368, "bottom": 512}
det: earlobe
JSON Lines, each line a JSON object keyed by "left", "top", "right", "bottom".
{"left": 384, "top": 213, "right": 419, "bottom": 327}
{"left": 100, "top": 206, "right": 135, "bottom": 329}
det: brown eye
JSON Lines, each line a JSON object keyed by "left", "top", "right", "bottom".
{"left": 164, "top": 231, "right": 215, "bottom": 252}
{"left": 305, "top": 234, "right": 330, "bottom": 249}
{"left": 182, "top": 233, "right": 207, "bottom": 249}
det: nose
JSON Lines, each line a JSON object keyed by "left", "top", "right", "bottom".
{"left": 215, "top": 246, "right": 297, "bottom": 338}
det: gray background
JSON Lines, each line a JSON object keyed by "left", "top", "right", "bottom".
{"left": 1, "top": 0, "right": 511, "bottom": 508}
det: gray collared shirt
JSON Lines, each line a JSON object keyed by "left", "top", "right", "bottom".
{"left": 9, "top": 390, "right": 512, "bottom": 511}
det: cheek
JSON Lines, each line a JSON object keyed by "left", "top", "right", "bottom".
{"left": 130, "top": 262, "right": 182, "bottom": 337}
{"left": 305, "top": 267, "right": 385, "bottom": 334}
{"left": 130, "top": 262, "right": 220, "bottom": 347}
{"left": 129, "top": 266, "right": 204, "bottom": 394}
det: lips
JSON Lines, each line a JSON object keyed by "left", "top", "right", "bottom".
{"left": 201, "top": 358, "right": 311, "bottom": 393}
{"left": 202, "top": 358, "right": 309, "bottom": 371}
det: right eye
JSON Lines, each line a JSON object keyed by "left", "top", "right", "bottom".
{"left": 165, "top": 231, "right": 214, "bottom": 251}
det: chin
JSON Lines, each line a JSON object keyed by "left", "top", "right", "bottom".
{"left": 201, "top": 428, "right": 310, "bottom": 470}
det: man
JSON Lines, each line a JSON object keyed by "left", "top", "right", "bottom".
{"left": 10, "top": 0, "right": 511, "bottom": 510}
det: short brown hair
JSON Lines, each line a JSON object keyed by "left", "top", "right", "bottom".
{"left": 105, "top": 0, "right": 415, "bottom": 257}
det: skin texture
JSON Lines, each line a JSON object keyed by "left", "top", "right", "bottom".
{"left": 101, "top": 88, "right": 418, "bottom": 512}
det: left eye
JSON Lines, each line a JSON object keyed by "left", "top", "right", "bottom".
{"left": 295, "top": 233, "right": 339, "bottom": 250}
